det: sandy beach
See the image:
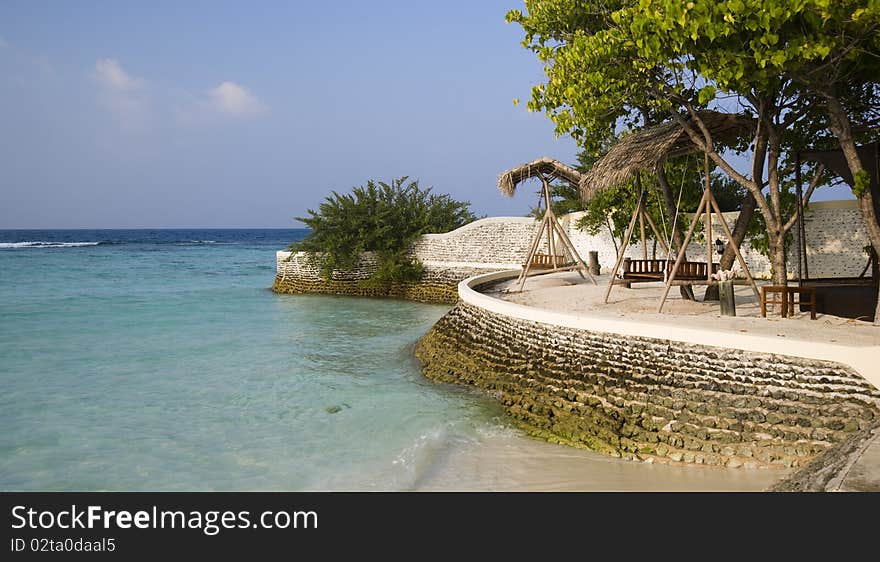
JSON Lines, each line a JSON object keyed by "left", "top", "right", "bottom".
{"left": 492, "top": 271, "right": 880, "bottom": 348}
{"left": 417, "top": 429, "right": 786, "bottom": 491}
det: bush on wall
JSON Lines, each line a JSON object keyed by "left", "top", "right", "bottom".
{"left": 290, "top": 177, "right": 476, "bottom": 283}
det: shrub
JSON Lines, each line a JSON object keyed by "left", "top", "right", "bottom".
{"left": 290, "top": 177, "right": 476, "bottom": 283}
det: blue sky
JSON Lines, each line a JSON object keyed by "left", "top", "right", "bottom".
{"left": 1, "top": 1, "right": 853, "bottom": 229}
{"left": 0, "top": 0, "right": 582, "bottom": 228}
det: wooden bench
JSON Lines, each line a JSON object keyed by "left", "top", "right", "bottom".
{"left": 676, "top": 261, "right": 719, "bottom": 280}
{"left": 531, "top": 253, "right": 567, "bottom": 269}
{"left": 622, "top": 258, "right": 668, "bottom": 281}
{"left": 620, "top": 259, "right": 718, "bottom": 282}
{"left": 761, "top": 285, "right": 817, "bottom": 319}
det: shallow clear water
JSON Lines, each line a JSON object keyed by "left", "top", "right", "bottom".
{"left": 0, "top": 229, "right": 784, "bottom": 492}
{"left": 0, "top": 230, "right": 511, "bottom": 491}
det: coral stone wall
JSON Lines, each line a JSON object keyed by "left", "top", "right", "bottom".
{"left": 272, "top": 218, "right": 536, "bottom": 303}
{"left": 770, "top": 420, "right": 880, "bottom": 491}
{"left": 272, "top": 251, "right": 506, "bottom": 304}
{"left": 796, "top": 201, "right": 872, "bottom": 278}
{"left": 415, "top": 300, "right": 880, "bottom": 469}
{"left": 271, "top": 274, "right": 459, "bottom": 304}
{"left": 276, "top": 251, "right": 378, "bottom": 281}
{"left": 410, "top": 217, "right": 537, "bottom": 265}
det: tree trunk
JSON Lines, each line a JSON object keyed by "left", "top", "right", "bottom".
{"left": 763, "top": 117, "right": 789, "bottom": 287}
{"left": 655, "top": 166, "right": 695, "bottom": 300}
{"left": 768, "top": 229, "right": 788, "bottom": 285}
{"left": 704, "top": 192, "right": 757, "bottom": 301}
{"left": 825, "top": 96, "right": 880, "bottom": 325}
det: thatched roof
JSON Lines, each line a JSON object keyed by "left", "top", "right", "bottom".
{"left": 579, "top": 111, "right": 755, "bottom": 200}
{"left": 497, "top": 156, "right": 583, "bottom": 197}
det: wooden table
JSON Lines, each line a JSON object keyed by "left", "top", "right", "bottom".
{"left": 761, "top": 285, "right": 817, "bottom": 319}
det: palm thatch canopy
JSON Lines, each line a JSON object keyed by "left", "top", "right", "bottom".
{"left": 579, "top": 111, "right": 755, "bottom": 200}
{"left": 497, "top": 156, "right": 583, "bottom": 197}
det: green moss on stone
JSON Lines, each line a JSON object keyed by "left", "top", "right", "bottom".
{"left": 413, "top": 302, "right": 880, "bottom": 469}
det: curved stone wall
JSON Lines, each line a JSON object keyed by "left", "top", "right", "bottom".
{"left": 415, "top": 272, "right": 880, "bottom": 469}
{"left": 411, "top": 217, "right": 537, "bottom": 265}
{"left": 272, "top": 254, "right": 513, "bottom": 303}
{"left": 271, "top": 252, "right": 461, "bottom": 303}
{"left": 770, "top": 420, "right": 880, "bottom": 491}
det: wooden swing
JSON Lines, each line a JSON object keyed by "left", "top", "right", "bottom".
{"left": 578, "top": 111, "right": 759, "bottom": 312}
{"left": 603, "top": 174, "right": 672, "bottom": 303}
{"left": 514, "top": 171, "right": 596, "bottom": 292}
{"left": 497, "top": 157, "right": 597, "bottom": 292}
{"left": 655, "top": 153, "right": 760, "bottom": 312}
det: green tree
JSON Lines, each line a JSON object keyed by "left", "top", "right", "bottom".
{"left": 291, "top": 177, "right": 476, "bottom": 283}
{"left": 506, "top": 0, "right": 846, "bottom": 286}
{"left": 781, "top": 1, "right": 880, "bottom": 322}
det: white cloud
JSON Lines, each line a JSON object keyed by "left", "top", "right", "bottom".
{"left": 90, "top": 60, "right": 264, "bottom": 128}
{"left": 207, "top": 81, "right": 265, "bottom": 115}
{"left": 92, "top": 58, "right": 149, "bottom": 131}
{"left": 94, "top": 58, "right": 142, "bottom": 92}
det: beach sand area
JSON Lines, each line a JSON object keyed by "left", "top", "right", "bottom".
{"left": 417, "top": 429, "right": 786, "bottom": 491}
{"left": 493, "top": 272, "right": 879, "bottom": 348}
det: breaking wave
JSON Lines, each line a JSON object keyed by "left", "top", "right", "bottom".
{"left": 0, "top": 241, "right": 105, "bottom": 249}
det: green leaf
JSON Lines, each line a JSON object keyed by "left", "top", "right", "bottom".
{"left": 697, "top": 85, "right": 717, "bottom": 104}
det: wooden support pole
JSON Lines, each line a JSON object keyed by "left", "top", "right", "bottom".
{"left": 705, "top": 153, "right": 712, "bottom": 283}
{"left": 551, "top": 215, "right": 596, "bottom": 284}
{"left": 642, "top": 210, "right": 670, "bottom": 255}
{"left": 604, "top": 192, "right": 644, "bottom": 303}
{"left": 639, "top": 206, "right": 648, "bottom": 260}
{"left": 541, "top": 177, "right": 558, "bottom": 271}
{"left": 706, "top": 205, "right": 712, "bottom": 282}
{"left": 636, "top": 175, "right": 648, "bottom": 261}
{"left": 657, "top": 189, "right": 709, "bottom": 312}
{"left": 708, "top": 191, "right": 761, "bottom": 302}
{"left": 516, "top": 212, "right": 549, "bottom": 292}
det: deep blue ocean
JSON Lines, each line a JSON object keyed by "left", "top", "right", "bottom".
{"left": 0, "top": 229, "right": 511, "bottom": 490}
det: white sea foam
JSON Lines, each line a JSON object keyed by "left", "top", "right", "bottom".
{"left": 0, "top": 241, "right": 102, "bottom": 249}
{"left": 388, "top": 426, "right": 454, "bottom": 491}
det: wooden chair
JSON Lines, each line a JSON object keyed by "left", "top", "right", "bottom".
{"left": 761, "top": 285, "right": 817, "bottom": 319}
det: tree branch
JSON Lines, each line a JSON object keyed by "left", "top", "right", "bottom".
{"left": 783, "top": 164, "right": 825, "bottom": 233}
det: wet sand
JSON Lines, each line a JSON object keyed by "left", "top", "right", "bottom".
{"left": 417, "top": 430, "right": 786, "bottom": 492}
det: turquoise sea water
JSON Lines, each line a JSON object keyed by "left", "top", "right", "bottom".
{"left": 0, "top": 230, "right": 509, "bottom": 490}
